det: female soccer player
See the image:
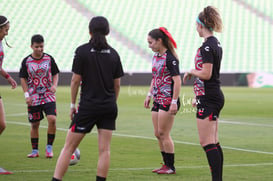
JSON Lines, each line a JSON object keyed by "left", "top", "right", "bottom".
{"left": 52, "top": 16, "right": 124, "bottom": 181}
{"left": 0, "top": 15, "right": 17, "bottom": 175}
{"left": 144, "top": 27, "right": 181, "bottom": 174}
{"left": 183, "top": 6, "right": 224, "bottom": 181}
{"left": 19, "top": 34, "right": 59, "bottom": 158}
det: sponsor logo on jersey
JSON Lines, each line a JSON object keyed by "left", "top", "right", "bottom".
{"left": 204, "top": 46, "right": 210, "bottom": 52}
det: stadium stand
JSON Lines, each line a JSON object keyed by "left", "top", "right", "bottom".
{"left": 1, "top": 0, "right": 272, "bottom": 73}
{"left": 77, "top": 0, "right": 273, "bottom": 73}
{"left": 242, "top": 0, "right": 273, "bottom": 18}
{"left": 2, "top": 0, "right": 88, "bottom": 72}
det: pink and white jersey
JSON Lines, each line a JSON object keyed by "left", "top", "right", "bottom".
{"left": 193, "top": 48, "right": 205, "bottom": 96}
{"left": 19, "top": 53, "right": 59, "bottom": 106}
{"left": 151, "top": 50, "right": 180, "bottom": 106}
{"left": 0, "top": 41, "right": 4, "bottom": 71}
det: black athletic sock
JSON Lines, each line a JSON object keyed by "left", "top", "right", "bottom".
{"left": 203, "top": 144, "right": 222, "bottom": 181}
{"left": 47, "top": 134, "right": 55, "bottom": 145}
{"left": 216, "top": 142, "right": 224, "bottom": 178}
{"left": 31, "top": 138, "right": 38, "bottom": 150}
{"left": 52, "top": 177, "right": 61, "bottom": 181}
{"left": 161, "top": 151, "right": 166, "bottom": 165}
{"left": 164, "top": 153, "right": 175, "bottom": 171}
{"left": 96, "top": 176, "right": 106, "bottom": 181}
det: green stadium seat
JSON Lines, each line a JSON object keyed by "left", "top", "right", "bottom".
{"left": 1, "top": 0, "right": 272, "bottom": 73}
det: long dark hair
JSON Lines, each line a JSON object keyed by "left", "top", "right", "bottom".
{"left": 89, "top": 16, "right": 110, "bottom": 51}
{"left": 148, "top": 28, "right": 179, "bottom": 60}
{"left": 0, "top": 15, "right": 11, "bottom": 48}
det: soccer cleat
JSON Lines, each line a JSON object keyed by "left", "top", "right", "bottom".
{"left": 0, "top": 167, "right": 12, "bottom": 174}
{"left": 157, "top": 166, "right": 176, "bottom": 174}
{"left": 152, "top": 164, "right": 166, "bottom": 173}
{"left": 27, "top": 149, "right": 39, "bottom": 158}
{"left": 45, "top": 145, "right": 53, "bottom": 158}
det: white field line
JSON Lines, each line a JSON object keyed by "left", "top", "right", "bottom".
{"left": 9, "top": 162, "right": 273, "bottom": 173}
{"left": 6, "top": 113, "right": 28, "bottom": 117}
{"left": 4, "top": 103, "right": 26, "bottom": 106}
{"left": 6, "top": 121, "right": 273, "bottom": 155}
{"left": 7, "top": 113, "right": 273, "bottom": 128}
{"left": 113, "top": 133, "right": 273, "bottom": 155}
{"left": 220, "top": 120, "right": 273, "bottom": 128}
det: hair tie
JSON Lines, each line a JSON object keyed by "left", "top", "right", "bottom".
{"left": 159, "top": 27, "right": 177, "bottom": 48}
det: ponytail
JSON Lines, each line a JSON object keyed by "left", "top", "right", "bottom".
{"left": 90, "top": 33, "right": 108, "bottom": 51}
{"left": 89, "top": 16, "right": 110, "bottom": 51}
{"left": 198, "top": 6, "right": 223, "bottom": 33}
{"left": 148, "top": 28, "right": 179, "bottom": 60}
{"left": 4, "top": 38, "right": 12, "bottom": 48}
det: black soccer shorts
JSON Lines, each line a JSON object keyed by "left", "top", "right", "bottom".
{"left": 28, "top": 102, "right": 57, "bottom": 122}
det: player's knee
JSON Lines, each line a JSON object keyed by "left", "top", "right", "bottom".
{"left": 98, "top": 143, "right": 111, "bottom": 154}
{"left": 158, "top": 130, "right": 167, "bottom": 140}
{"left": 49, "top": 120, "right": 56, "bottom": 127}
{"left": 154, "top": 131, "right": 160, "bottom": 139}
{"left": 31, "top": 122, "right": 40, "bottom": 129}
{"left": 47, "top": 116, "right": 56, "bottom": 124}
{"left": 99, "top": 147, "right": 110, "bottom": 157}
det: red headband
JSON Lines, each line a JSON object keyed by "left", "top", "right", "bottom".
{"left": 159, "top": 27, "right": 177, "bottom": 48}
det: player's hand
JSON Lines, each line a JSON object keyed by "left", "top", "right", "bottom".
{"left": 183, "top": 71, "right": 192, "bottom": 84}
{"left": 25, "top": 97, "right": 32, "bottom": 106}
{"left": 50, "top": 85, "right": 57, "bottom": 93}
{"left": 192, "top": 98, "right": 197, "bottom": 107}
{"left": 144, "top": 96, "right": 151, "bottom": 108}
{"left": 70, "top": 107, "right": 76, "bottom": 120}
{"left": 7, "top": 77, "right": 17, "bottom": 89}
{"left": 169, "top": 103, "right": 178, "bottom": 115}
